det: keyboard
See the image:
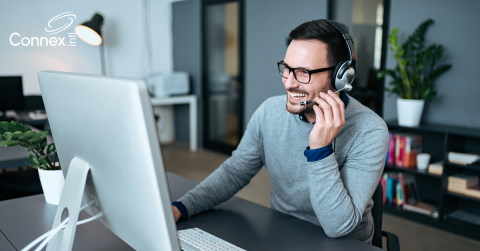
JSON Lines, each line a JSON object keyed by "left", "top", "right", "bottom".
{"left": 178, "top": 228, "right": 246, "bottom": 251}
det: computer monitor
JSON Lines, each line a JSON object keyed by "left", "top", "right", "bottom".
{"left": 0, "top": 76, "right": 24, "bottom": 119}
{"left": 37, "top": 71, "right": 181, "bottom": 251}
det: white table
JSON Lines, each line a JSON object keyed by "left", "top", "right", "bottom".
{"left": 150, "top": 95, "right": 197, "bottom": 152}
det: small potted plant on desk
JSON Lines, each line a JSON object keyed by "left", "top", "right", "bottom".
{"left": 378, "top": 19, "right": 452, "bottom": 127}
{"left": 0, "top": 120, "right": 64, "bottom": 205}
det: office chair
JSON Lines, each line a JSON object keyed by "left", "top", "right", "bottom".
{"left": 371, "top": 182, "right": 401, "bottom": 251}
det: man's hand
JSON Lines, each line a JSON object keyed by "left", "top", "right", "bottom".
{"left": 309, "top": 90, "right": 345, "bottom": 149}
{"left": 172, "top": 205, "right": 181, "bottom": 222}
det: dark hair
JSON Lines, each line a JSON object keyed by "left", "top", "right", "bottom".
{"left": 289, "top": 19, "right": 351, "bottom": 76}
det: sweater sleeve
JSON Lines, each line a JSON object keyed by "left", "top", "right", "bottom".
{"left": 306, "top": 124, "right": 389, "bottom": 238}
{"left": 178, "top": 102, "right": 265, "bottom": 218}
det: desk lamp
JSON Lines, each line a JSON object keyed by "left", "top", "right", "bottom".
{"left": 75, "top": 13, "right": 106, "bottom": 75}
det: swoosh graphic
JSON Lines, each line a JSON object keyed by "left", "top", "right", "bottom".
{"left": 45, "top": 11, "right": 76, "bottom": 35}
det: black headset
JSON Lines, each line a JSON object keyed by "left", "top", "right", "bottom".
{"left": 321, "top": 19, "right": 356, "bottom": 92}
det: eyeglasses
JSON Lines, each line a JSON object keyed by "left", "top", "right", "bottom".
{"left": 277, "top": 61, "right": 335, "bottom": 84}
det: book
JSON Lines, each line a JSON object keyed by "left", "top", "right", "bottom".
{"left": 444, "top": 210, "right": 480, "bottom": 230}
{"left": 428, "top": 161, "right": 443, "bottom": 175}
{"left": 387, "top": 132, "right": 396, "bottom": 166}
{"left": 448, "top": 152, "right": 480, "bottom": 165}
{"left": 381, "top": 174, "right": 387, "bottom": 204}
{"left": 396, "top": 178, "right": 402, "bottom": 207}
{"left": 403, "top": 135, "right": 423, "bottom": 168}
{"left": 386, "top": 174, "right": 393, "bottom": 204}
{"left": 465, "top": 185, "right": 480, "bottom": 199}
{"left": 403, "top": 201, "right": 439, "bottom": 218}
{"left": 395, "top": 134, "right": 405, "bottom": 167}
{"left": 400, "top": 173, "right": 416, "bottom": 205}
{"left": 448, "top": 173, "right": 478, "bottom": 187}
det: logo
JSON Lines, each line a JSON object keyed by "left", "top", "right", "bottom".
{"left": 10, "top": 12, "right": 77, "bottom": 47}
{"left": 45, "top": 11, "right": 76, "bottom": 35}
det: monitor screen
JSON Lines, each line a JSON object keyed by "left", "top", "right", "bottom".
{"left": 0, "top": 76, "right": 24, "bottom": 111}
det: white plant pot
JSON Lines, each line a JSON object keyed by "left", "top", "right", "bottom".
{"left": 38, "top": 168, "right": 65, "bottom": 205}
{"left": 397, "top": 98, "right": 425, "bottom": 127}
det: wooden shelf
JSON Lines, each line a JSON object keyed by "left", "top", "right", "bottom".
{"left": 445, "top": 161, "right": 480, "bottom": 171}
{"left": 383, "top": 204, "right": 438, "bottom": 220}
{"left": 444, "top": 190, "right": 480, "bottom": 203}
{"left": 384, "top": 165, "right": 442, "bottom": 179}
{"left": 386, "top": 120, "right": 480, "bottom": 139}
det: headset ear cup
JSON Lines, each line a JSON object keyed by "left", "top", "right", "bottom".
{"left": 331, "top": 60, "right": 347, "bottom": 91}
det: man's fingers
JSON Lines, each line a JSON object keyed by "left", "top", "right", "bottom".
{"left": 328, "top": 90, "right": 345, "bottom": 122}
{"left": 312, "top": 102, "right": 324, "bottom": 125}
{"left": 321, "top": 92, "right": 340, "bottom": 123}
{"left": 316, "top": 95, "right": 333, "bottom": 124}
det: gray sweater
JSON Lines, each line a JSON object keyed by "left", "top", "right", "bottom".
{"left": 179, "top": 94, "right": 389, "bottom": 243}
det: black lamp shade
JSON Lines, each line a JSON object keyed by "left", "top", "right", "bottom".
{"left": 75, "top": 13, "right": 104, "bottom": 46}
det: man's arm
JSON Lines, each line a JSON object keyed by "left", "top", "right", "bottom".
{"left": 174, "top": 102, "right": 266, "bottom": 219}
{"left": 308, "top": 125, "right": 388, "bottom": 237}
{"left": 307, "top": 91, "right": 388, "bottom": 237}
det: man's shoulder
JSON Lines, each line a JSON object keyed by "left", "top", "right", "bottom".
{"left": 256, "top": 95, "right": 287, "bottom": 115}
{"left": 346, "top": 95, "right": 387, "bottom": 133}
{"left": 264, "top": 95, "right": 287, "bottom": 107}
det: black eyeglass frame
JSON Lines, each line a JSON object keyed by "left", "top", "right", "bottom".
{"left": 277, "top": 61, "right": 335, "bottom": 84}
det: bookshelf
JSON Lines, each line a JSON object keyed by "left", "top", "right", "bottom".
{"left": 385, "top": 120, "right": 480, "bottom": 240}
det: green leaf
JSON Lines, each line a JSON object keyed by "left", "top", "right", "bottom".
{"left": 31, "top": 165, "right": 41, "bottom": 169}
{"left": 1, "top": 121, "right": 15, "bottom": 133}
{"left": 39, "top": 156, "right": 48, "bottom": 167}
{"left": 4, "top": 141, "right": 19, "bottom": 147}
{"left": 12, "top": 131, "right": 23, "bottom": 140}
{"left": 29, "top": 154, "right": 40, "bottom": 166}
{"left": 23, "top": 125, "right": 32, "bottom": 132}
{"left": 10, "top": 121, "right": 24, "bottom": 133}
{"left": 0, "top": 123, "right": 8, "bottom": 134}
{"left": 47, "top": 143, "right": 56, "bottom": 155}
{"left": 19, "top": 143, "right": 29, "bottom": 148}
{"left": 23, "top": 131, "right": 35, "bottom": 140}
{"left": 29, "top": 131, "right": 47, "bottom": 143}
{"left": 3, "top": 132, "right": 13, "bottom": 141}
{"left": 39, "top": 138, "right": 47, "bottom": 151}
{"left": 0, "top": 141, "right": 10, "bottom": 147}
{"left": 27, "top": 145, "right": 36, "bottom": 152}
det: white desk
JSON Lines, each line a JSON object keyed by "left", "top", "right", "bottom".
{"left": 150, "top": 95, "right": 197, "bottom": 152}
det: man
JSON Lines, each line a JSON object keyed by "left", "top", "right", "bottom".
{"left": 172, "top": 19, "right": 389, "bottom": 244}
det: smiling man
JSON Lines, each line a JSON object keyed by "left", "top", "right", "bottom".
{"left": 172, "top": 19, "right": 389, "bottom": 244}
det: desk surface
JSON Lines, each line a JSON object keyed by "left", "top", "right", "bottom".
{"left": 0, "top": 173, "right": 381, "bottom": 251}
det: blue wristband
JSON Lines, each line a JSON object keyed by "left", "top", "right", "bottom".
{"left": 304, "top": 144, "right": 333, "bottom": 162}
{"left": 172, "top": 201, "right": 189, "bottom": 221}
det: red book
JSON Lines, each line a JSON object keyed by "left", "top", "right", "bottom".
{"left": 388, "top": 133, "right": 396, "bottom": 166}
{"left": 395, "top": 134, "right": 402, "bottom": 167}
{"left": 381, "top": 174, "right": 387, "bottom": 204}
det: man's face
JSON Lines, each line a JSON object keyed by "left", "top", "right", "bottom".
{"left": 282, "top": 39, "right": 332, "bottom": 115}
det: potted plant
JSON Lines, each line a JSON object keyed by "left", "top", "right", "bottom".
{"left": 378, "top": 19, "right": 452, "bottom": 127}
{"left": 0, "top": 120, "right": 64, "bottom": 205}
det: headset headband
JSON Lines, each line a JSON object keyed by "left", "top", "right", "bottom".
{"left": 321, "top": 19, "right": 356, "bottom": 73}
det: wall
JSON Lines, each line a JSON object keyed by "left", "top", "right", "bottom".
{"left": 243, "top": 0, "right": 328, "bottom": 129}
{"left": 0, "top": 0, "right": 175, "bottom": 95}
{"left": 172, "top": 0, "right": 328, "bottom": 146}
{"left": 383, "top": 0, "right": 480, "bottom": 129}
{"left": 172, "top": 0, "right": 203, "bottom": 146}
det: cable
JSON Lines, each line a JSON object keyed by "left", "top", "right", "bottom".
{"left": 34, "top": 212, "right": 104, "bottom": 251}
{"left": 21, "top": 200, "right": 100, "bottom": 251}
